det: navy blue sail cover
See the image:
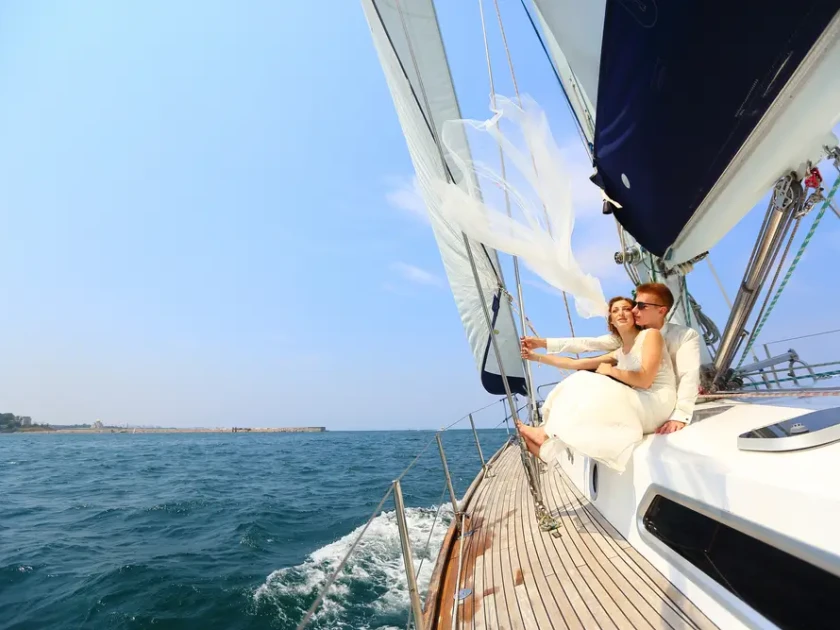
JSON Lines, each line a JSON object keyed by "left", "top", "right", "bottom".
{"left": 593, "top": 0, "right": 839, "bottom": 258}
{"left": 481, "top": 291, "right": 528, "bottom": 397}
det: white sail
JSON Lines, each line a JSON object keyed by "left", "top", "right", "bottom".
{"left": 361, "top": 0, "right": 526, "bottom": 395}
{"left": 531, "top": 0, "right": 604, "bottom": 145}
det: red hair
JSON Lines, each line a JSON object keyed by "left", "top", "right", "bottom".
{"left": 635, "top": 282, "right": 674, "bottom": 310}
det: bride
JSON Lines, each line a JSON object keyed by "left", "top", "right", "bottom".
{"left": 517, "top": 296, "right": 676, "bottom": 473}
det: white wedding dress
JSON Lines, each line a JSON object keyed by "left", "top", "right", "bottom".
{"left": 538, "top": 329, "right": 677, "bottom": 473}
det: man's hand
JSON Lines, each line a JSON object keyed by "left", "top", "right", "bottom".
{"left": 655, "top": 420, "right": 686, "bottom": 435}
{"left": 520, "top": 336, "right": 547, "bottom": 351}
{"left": 595, "top": 363, "right": 613, "bottom": 376}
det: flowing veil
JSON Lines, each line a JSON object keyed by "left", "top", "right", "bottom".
{"left": 433, "top": 95, "right": 608, "bottom": 319}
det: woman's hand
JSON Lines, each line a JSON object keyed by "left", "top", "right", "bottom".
{"left": 595, "top": 363, "right": 613, "bottom": 377}
{"left": 520, "top": 346, "right": 539, "bottom": 362}
{"left": 520, "top": 336, "right": 547, "bottom": 351}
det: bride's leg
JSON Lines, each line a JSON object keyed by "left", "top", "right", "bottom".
{"left": 516, "top": 419, "right": 548, "bottom": 447}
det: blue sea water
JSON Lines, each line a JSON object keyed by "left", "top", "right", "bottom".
{"left": 1, "top": 429, "right": 510, "bottom": 630}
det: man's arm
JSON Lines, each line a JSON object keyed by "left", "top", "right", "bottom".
{"left": 545, "top": 334, "right": 620, "bottom": 355}
{"left": 670, "top": 327, "right": 702, "bottom": 424}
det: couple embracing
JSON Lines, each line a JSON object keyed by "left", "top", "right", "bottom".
{"left": 517, "top": 283, "right": 702, "bottom": 473}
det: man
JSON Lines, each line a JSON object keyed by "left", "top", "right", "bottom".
{"left": 522, "top": 282, "right": 701, "bottom": 434}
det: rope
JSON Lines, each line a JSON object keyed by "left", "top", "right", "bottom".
{"left": 739, "top": 218, "right": 803, "bottom": 365}
{"left": 295, "top": 486, "right": 394, "bottom": 630}
{"left": 699, "top": 388, "right": 840, "bottom": 400}
{"left": 737, "top": 173, "right": 840, "bottom": 367}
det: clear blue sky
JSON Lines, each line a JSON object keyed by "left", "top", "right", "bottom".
{"left": 1, "top": 2, "right": 838, "bottom": 429}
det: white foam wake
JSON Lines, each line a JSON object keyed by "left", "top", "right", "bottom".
{"left": 254, "top": 503, "right": 454, "bottom": 628}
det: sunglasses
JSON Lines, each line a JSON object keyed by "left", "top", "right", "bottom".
{"left": 633, "top": 301, "right": 666, "bottom": 310}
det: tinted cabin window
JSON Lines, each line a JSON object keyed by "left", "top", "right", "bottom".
{"left": 643, "top": 495, "right": 839, "bottom": 630}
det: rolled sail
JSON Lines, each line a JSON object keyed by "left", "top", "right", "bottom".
{"left": 534, "top": 0, "right": 840, "bottom": 265}
{"left": 361, "top": 0, "right": 526, "bottom": 396}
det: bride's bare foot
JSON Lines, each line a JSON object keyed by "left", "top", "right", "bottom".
{"left": 516, "top": 421, "right": 547, "bottom": 447}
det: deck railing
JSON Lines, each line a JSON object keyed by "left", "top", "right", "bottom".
{"left": 294, "top": 397, "right": 517, "bottom": 630}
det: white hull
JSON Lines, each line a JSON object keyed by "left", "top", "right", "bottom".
{"left": 555, "top": 398, "right": 840, "bottom": 628}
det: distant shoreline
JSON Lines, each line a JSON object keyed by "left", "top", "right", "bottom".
{"left": 4, "top": 427, "right": 327, "bottom": 435}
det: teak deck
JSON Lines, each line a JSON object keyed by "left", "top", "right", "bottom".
{"left": 423, "top": 441, "right": 718, "bottom": 630}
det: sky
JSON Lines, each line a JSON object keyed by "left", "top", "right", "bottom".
{"left": 1, "top": 1, "right": 839, "bottom": 430}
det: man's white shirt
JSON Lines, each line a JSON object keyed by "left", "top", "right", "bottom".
{"left": 545, "top": 323, "right": 701, "bottom": 424}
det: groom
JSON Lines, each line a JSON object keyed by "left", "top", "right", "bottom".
{"left": 522, "top": 282, "right": 702, "bottom": 434}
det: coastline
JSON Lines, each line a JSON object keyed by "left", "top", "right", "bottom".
{"left": 5, "top": 427, "right": 327, "bottom": 435}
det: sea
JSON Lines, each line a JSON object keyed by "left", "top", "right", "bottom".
{"left": 1, "top": 429, "right": 511, "bottom": 630}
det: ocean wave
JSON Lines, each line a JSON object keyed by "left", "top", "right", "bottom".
{"left": 254, "top": 503, "right": 453, "bottom": 629}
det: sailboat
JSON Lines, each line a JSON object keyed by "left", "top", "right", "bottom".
{"left": 359, "top": 1, "right": 840, "bottom": 629}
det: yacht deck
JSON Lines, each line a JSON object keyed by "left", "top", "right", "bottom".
{"left": 424, "top": 441, "right": 718, "bottom": 630}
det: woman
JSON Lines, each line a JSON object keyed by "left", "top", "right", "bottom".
{"left": 517, "top": 296, "right": 676, "bottom": 473}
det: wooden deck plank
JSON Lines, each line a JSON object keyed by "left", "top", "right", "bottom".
{"left": 619, "top": 548, "right": 718, "bottom": 630}
{"left": 458, "top": 464, "right": 494, "bottom": 630}
{"left": 532, "top": 477, "right": 619, "bottom": 630}
{"left": 518, "top": 466, "right": 587, "bottom": 630}
{"left": 511, "top": 457, "right": 559, "bottom": 630}
{"left": 487, "top": 446, "right": 517, "bottom": 630}
{"left": 467, "top": 446, "right": 513, "bottom": 630}
{"left": 568, "top": 487, "right": 715, "bottom": 630}
{"left": 551, "top": 467, "right": 680, "bottom": 629}
{"left": 431, "top": 437, "right": 513, "bottom": 630}
{"left": 567, "top": 490, "right": 716, "bottom": 630}
{"left": 545, "top": 462, "right": 646, "bottom": 630}
{"left": 499, "top": 448, "right": 527, "bottom": 630}
{"left": 459, "top": 460, "right": 505, "bottom": 630}
{"left": 553, "top": 472, "right": 702, "bottom": 630}
{"left": 468, "top": 443, "right": 513, "bottom": 630}
{"left": 432, "top": 441, "right": 719, "bottom": 630}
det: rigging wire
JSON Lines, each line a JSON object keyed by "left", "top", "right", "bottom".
{"left": 295, "top": 486, "right": 395, "bottom": 630}
{"left": 737, "top": 171, "right": 840, "bottom": 368}
{"left": 516, "top": 0, "right": 593, "bottom": 158}
{"left": 477, "top": 0, "right": 579, "bottom": 350}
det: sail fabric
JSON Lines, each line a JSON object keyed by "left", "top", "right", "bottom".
{"left": 533, "top": 0, "right": 840, "bottom": 265}
{"left": 434, "top": 95, "right": 609, "bottom": 319}
{"left": 361, "top": 0, "right": 527, "bottom": 396}
{"left": 594, "top": 0, "right": 840, "bottom": 262}
{"left": 530, "top": 0, "right": 604, "bottom": 145}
